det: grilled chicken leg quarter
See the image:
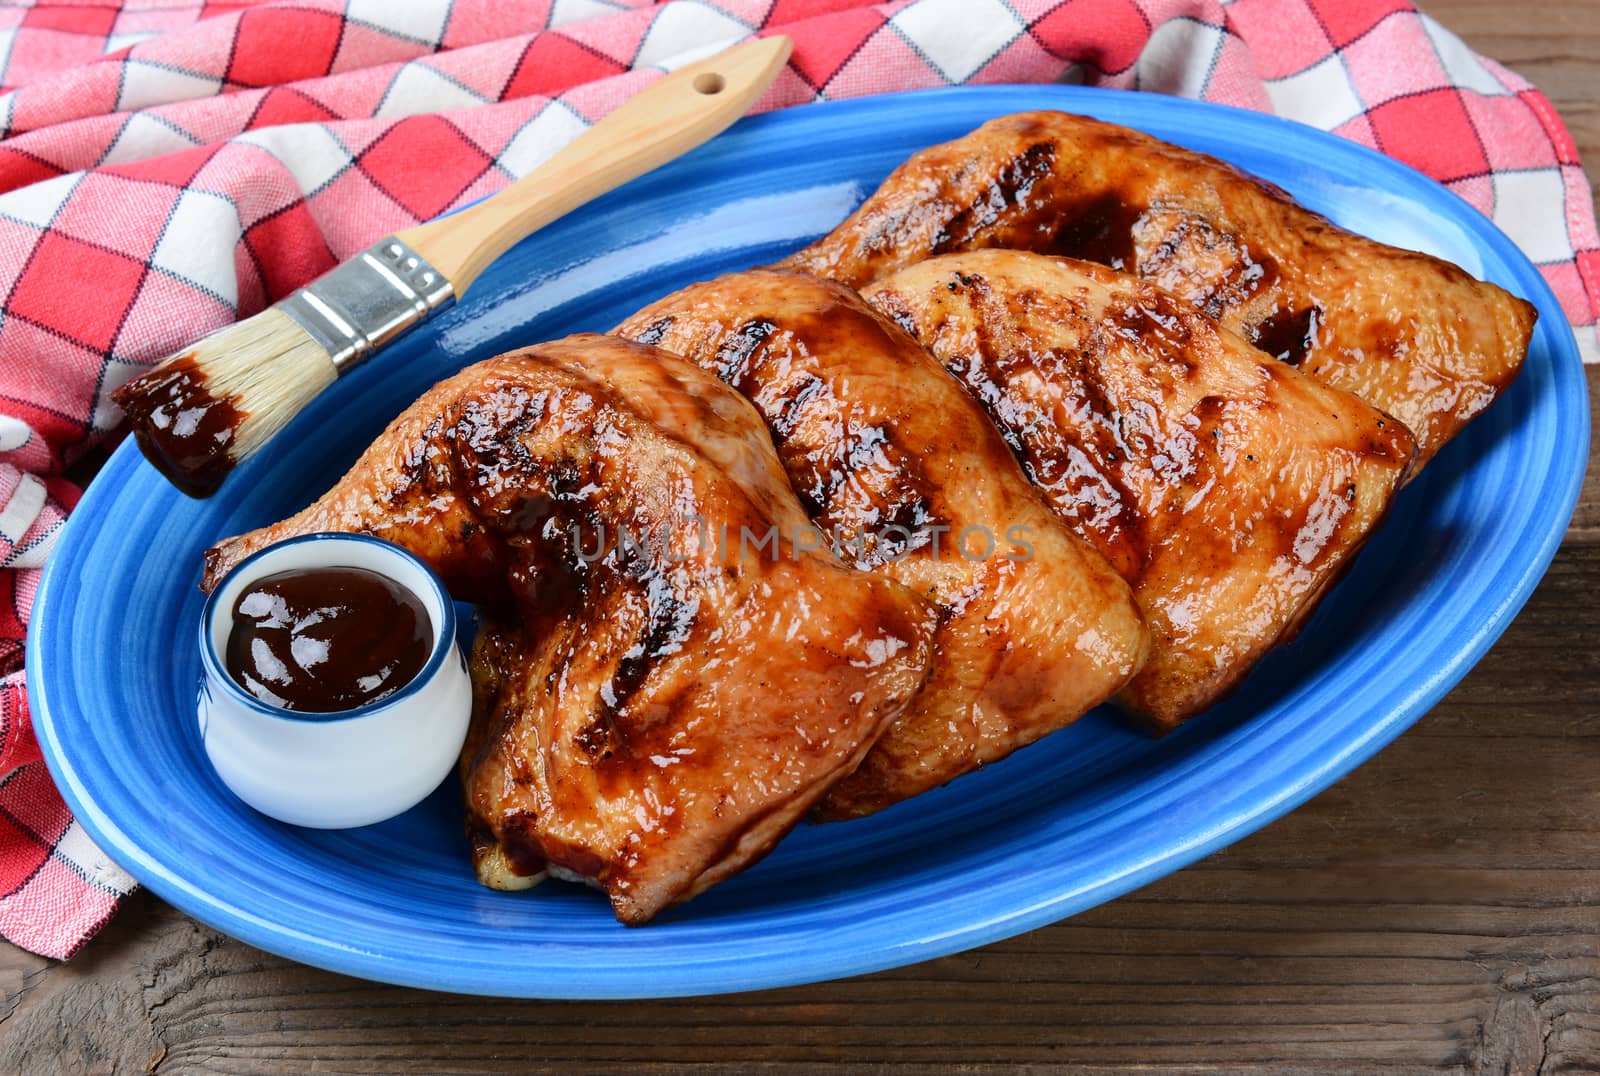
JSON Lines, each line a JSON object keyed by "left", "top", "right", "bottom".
{"left": 202, "top": 335, "right": 937, "bottom": 923}
{"left": 616, "top": 270, "right": 1148, "bottom": 818}
{"left": 782, "top": 110, "right": 1536, "bottom": 467}
{"left": 864, "top": 251, "right": 1417, "bottom": 728}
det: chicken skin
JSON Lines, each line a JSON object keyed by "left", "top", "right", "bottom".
{"left": 781, "top": 110, "right": 1535, "bottom": 467}
{"left": 203, "top": 334, "right": 937, "bottom": 923}
{"left": 863, "top": 251, "right": 1416, "bottom": 728}
{"left": 616, "top": 270, "right": 1147, "bottom": 818}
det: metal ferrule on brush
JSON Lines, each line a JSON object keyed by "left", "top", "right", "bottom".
{"left": 279, "top": 238, "right": 455, "bottom": 373}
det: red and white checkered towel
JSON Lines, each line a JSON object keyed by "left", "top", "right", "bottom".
{"left": 0, "top": 0, "right": 1594, "bottom": 961}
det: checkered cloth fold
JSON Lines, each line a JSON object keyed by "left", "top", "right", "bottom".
{"left": 0, "top": 0, "right": 1593, "bottom": 961}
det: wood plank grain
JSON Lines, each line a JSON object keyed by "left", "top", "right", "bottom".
{"left": 3, "top": 2, "right": 1598, "bottom": 1070}
{"left": 1569, "top": 367, "right": 1599, "bottom": 541}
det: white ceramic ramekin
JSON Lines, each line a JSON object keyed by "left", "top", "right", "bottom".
{"left": 198, "top": 533, "right": 471, "bottom": 829}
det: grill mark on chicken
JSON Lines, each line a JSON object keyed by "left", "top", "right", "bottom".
{"left": 1135, "top": 213, "right": 1287, "bottom": 333}
{"left": 867, "top": 288, "right": 920, "bottom": 338}
{"left": 601, "top": 573, "right": 700, "bottom": 726}
{"left": 767, "top": 372, "right": 825, "bottom": 447}
{"left": 932, "top": 141, "right": 1056, "bottom": 253}
{"left": 659, "top": 297, "right": 948, "bottom": 554}
{"left": 947, "top": 270, "right": 1148, "bottom": 578}
{"left": 441, "top": 374, "right": 713, "bottom": 763}
{"left": 713, "top": 318, "right": 777, "bottom": 388}
{"left": 1109, "top": 288, "right": 1197, "bottom": 370}
{"left": 947, "top": 274, "right": 1032, "bottom": 449}
{"left": 1058, "top": 346, "right": 1152, "bottom": 575}
{"left": 629, "top": 315, "right": 675, "bottom": 347}
{"left": 741, "top": 320, "right": 938, "bottom": 555}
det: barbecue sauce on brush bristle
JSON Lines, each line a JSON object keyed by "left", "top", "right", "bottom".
{"left": 225, "top": 566, "right": 433, "bottom": 714}
{"left": 111, "top": 353, "right": 241, "bottom": 499}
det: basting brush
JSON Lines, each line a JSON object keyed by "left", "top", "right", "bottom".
{"left": 111, "top": 36, "right": 793, "bottom": 498}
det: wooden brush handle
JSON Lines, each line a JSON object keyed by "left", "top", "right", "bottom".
{"left": 394, "top": 36, "right": 792, "bottom": 295}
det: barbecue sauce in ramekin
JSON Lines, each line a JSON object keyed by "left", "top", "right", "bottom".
{"left": 224, "top": 566, "right": 433, "bottom": 713}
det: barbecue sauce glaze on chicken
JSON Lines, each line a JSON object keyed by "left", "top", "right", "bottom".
{"left": 204, "top": 335, "right": 937, "bottom": 923}
{"left": 782, "top": 109, "right": 1535, "bottom": 467}
{"left": 617, "top": 270, "right": 1147, "bottom": 817}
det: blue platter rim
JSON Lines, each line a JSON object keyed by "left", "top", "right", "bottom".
{"left": 27, "top": 84, "right": 1590, "bottom": 998}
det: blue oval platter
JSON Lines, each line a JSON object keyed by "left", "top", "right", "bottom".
{"left": 28, "top": 86, "right": 1589, "bottom": 998}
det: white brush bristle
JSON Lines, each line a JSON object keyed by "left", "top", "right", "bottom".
{"left": 189, "top": 306, "right": 337, "bottom": 458}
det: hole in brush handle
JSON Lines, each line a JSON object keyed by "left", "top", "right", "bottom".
{"left": 692, "top": 72, "right": 726, "bottom": 95}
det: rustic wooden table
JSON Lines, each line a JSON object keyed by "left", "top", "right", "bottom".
{"left": 4, "top": 3, "right": 1597, "bottom": 1072}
